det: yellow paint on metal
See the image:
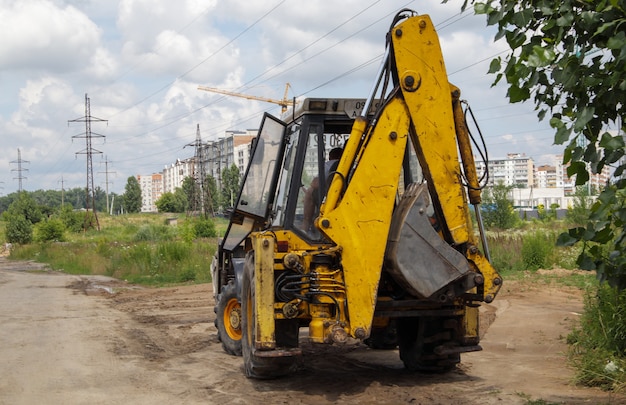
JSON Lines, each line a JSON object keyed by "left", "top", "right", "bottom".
{"left": 467, "top": 249, "right": 503, "bottom": 302}
{"left": 253, "top": 234, "right": 276, "bottom": 349}
{"left": 393, "top": 15, "right": 469, "bottom": 245}
{"left": 463, "top": 305, "right": 480, "bottom": 342}
{"left": 319, "top": 98, "right": 410, "bottom": 337}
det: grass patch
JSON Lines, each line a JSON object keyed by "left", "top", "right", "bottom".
{"left": 568, "top": 284, "right": 626, "bottom": 392}
{"left": 6, "top": 213, "right": 223, "bottom": 286}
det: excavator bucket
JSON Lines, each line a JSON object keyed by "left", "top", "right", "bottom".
{"left": 385, "top": 183, "right": 476, "bottom": 302}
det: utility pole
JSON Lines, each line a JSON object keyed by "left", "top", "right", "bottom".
{"left": 68, "top": 93, "right": 107, "bottom": 231}
{"left": 98, "top": 156, "right": 116, "bottom": 215}
{"left": 185, "top": 124, "right": 212, "bottom": 217}
{"left": 58, "top": 176, "right": 65, "bottom": 206}
{"left": 10, "top": 148, "right": 29, "bottom": 192}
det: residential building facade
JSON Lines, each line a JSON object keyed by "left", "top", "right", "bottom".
{"left": 476, "top": 152, "right": 534, "bottom": 188}
{"left": 202, "top": 129, "right": 257, "bottom": 190}
{"left": 137, "top": 173, "right": 163, "bottom": 213}
{"left": 162, "top": 158, "right": 195, "bottom": 194}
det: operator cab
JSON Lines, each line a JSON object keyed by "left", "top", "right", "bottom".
{"left": 220, "top": 97, "right": 422, "bottom": 253}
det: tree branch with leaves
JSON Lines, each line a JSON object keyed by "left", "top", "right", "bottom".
{"left": 459, "top": 0, "right": 625, "bottom": 287}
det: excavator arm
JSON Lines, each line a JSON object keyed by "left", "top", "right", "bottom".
{"left": 317, "top": 12, "right": 502, "bottom": 338}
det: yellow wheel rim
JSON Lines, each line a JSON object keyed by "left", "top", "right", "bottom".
{"left": 224, "top": 298, "right": 242, "bottom": 340}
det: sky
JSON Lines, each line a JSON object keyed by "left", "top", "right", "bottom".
{"left": 0, "top": 0, "right": 563, "bottom": 195}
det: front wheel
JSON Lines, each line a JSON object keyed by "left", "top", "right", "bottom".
{"left": 241, "top": 252, "right": 297, "bottom": 379}
{"left": 214, "top": 281, "right": 242, "bottom": 356}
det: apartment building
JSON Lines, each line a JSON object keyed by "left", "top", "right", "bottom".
{"left": 476, "top": 152, "right": 534, "bottom": 188}
{"left": 202, "top": 129, "right": 257, "bottom": 189}
{"left": 162, "top": 158, "right": 195, "bottom": 194}
{"left": 137, "top": 173, "right": 163, "bottom": 213}
{"left": 559, "top": 154, "right": 612, "bottom": 195}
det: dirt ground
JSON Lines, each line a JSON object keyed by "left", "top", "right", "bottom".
{"left": 0, "top": 258, "right": 624, "bottom": 405}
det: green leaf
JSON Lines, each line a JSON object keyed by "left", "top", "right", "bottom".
{"left": 538, "top": 109, "right": 547, "bottom": 121}
{"left": 495, "top": 28, "right": 507, "bottom": 41}
{"left": 554, "top": 125, "right": 572, "bottom": 144}
{"left": 474, "top": 3, "right": 490, "bottom": 15}
{"left": 512, "top": 9, "right": 533, "bottom": 28}
{"left": 577, "top": 253, "right": 596, "bottom": 271}
{"left": 488, "top": 57, "right": 501, "bottom": 74}
{"left": 567, "top": 161, "right": 590, "bottom": 185}
{"left": 556, "top": 12, "right": 575, "bottom": 27}
{"left": 556, "top": 231, "right": 578, "bottom": 246}
{"left": 549, "top": 117, "right": 564, "bottom": 128}
{"left": 487, "top": 8, "right": 504, "bottom": 26}
{"left": 599, "top": 132, "right": 625, "bottom": 150}
{"left": 595, "top": 21, "right": 618, "bottom": 36}
{"left": 505, "top": 30, "right": 526, "bottom": 49}
{"left": 573, "top": 106, "right": 595, "bottom": 132}
{"left": 528, "top": 45, "right": 556, "bottom": 67}
{"left": 507, "top": 85, "right": 530, "bottom": 103}
{"left": 607, "top": 31, "right": 626, "bottom": 49}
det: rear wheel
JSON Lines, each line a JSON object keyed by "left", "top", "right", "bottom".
{"left": 365, "top": 319, "right": 398, "bottom": 350}
{"left": 214, "top": 281, "right": 242, "bottom": 356}
{"left": 241, "top": 252, "right": 298, "bottom": 379}
{"left": 397, "top": 316, "right": 460, "bottom": 372}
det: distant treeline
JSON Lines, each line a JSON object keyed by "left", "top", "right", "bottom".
{"left": 0, "top": 187, "right": 122, "bottom": 215}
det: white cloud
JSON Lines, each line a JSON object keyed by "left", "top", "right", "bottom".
{"left": 0, "top": 0, "right": 101, "bottom": 72}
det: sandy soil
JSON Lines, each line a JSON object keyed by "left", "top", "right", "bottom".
{"left": 0, "top": 257, "right": 623, "bottom": 405}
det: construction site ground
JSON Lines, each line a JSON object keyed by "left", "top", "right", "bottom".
{"left": 0, "top": 257, "right": 623, "bottom": 405}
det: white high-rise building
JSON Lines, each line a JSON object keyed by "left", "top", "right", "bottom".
{"left": 137, "top": 173, "right": 163, "bottom": 213}
{"left": 162, "top": 158, "right": 195, "bottom": 194}
{"left": 203, "top": 129, "right": 257, "bottom": 189}
{"left": 476, "top": 152, "right": 534, "bottom": 188}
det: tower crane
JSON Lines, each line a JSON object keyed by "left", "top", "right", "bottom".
{"left": 197, "top": 83, "right": 295, "bottom": 113}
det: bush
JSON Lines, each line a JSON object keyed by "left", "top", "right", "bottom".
{"left": 482, "top": 183, "right": 520, "bottom": 229}
{"left": 194, "top": 218, "right": 217, "bottom": 238}
{"left": 521, "top": 231, "right": 553, "bottom": 270}
{"left": 58, "top": 205, "right": 85, "bottom": 233}
{"left": 568, "top": 284, "right": 626, "bottom": 390}
{"left": 34, "top": 219, "right": 66, "bottom": 242}
{"left": 134, "top": 224, "right": 173, "bottom": 242}
{"left": 5, "top": 215, "right": 33, "bottom": 244}
{"left": 4, "top": 193, "right": 43, "bottom": 225}
{"left": 487, "top": 232, "right": 524, "bottom": 273}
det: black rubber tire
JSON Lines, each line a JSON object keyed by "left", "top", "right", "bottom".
{"left": 365, "top": 319, "right": 398, "bottom": 350}
{"left": 214, "top": 280, "right": 242, "bottom": 356}
{"left": 397, "top": 317, "right": 460, "bottom": 373}
{"left": 241, "top": 252, "right": 297, "bottom": 379}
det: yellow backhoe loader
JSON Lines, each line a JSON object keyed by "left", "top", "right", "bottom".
{"left": 211, "top": 9, "right": 502, "bottom": 378}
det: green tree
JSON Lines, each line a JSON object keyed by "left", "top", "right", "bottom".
{"left": 174, "top": 187, "right": 189, "bottom": 213}
{"left": 181, "top": 176, "right": 200, "bottom": 213}
{"left": 123, "top": 176, "right": 142, "bottom": 213}
{"left": 4, "top": 192, "right": 43, "bottom": 225}
{"left": 58, "top": 204, "right": 84, "bottom": 233}
{"left": 155, "top": 191, "right": 186, "bottom": 213}
{"left": 205, "top": 176, "right": 220, "bottom": 216}
{"left": 5, "top": 215, "right": 32, "bottom": 244}
{"left": 2, "top": 193, "right": 42, "bottom": 244}
{"left": 482, "top": 182, "right": 519, "bottom": 229}
{"left": 221, "top": 164, "right": 240, "bottom": 208}
{"left": 466, "top": 0, "right": 626, "bottom": 288}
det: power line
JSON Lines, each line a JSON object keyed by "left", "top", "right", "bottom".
{"left": 107, "top": 0, "right": 287, "bottom": 121}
